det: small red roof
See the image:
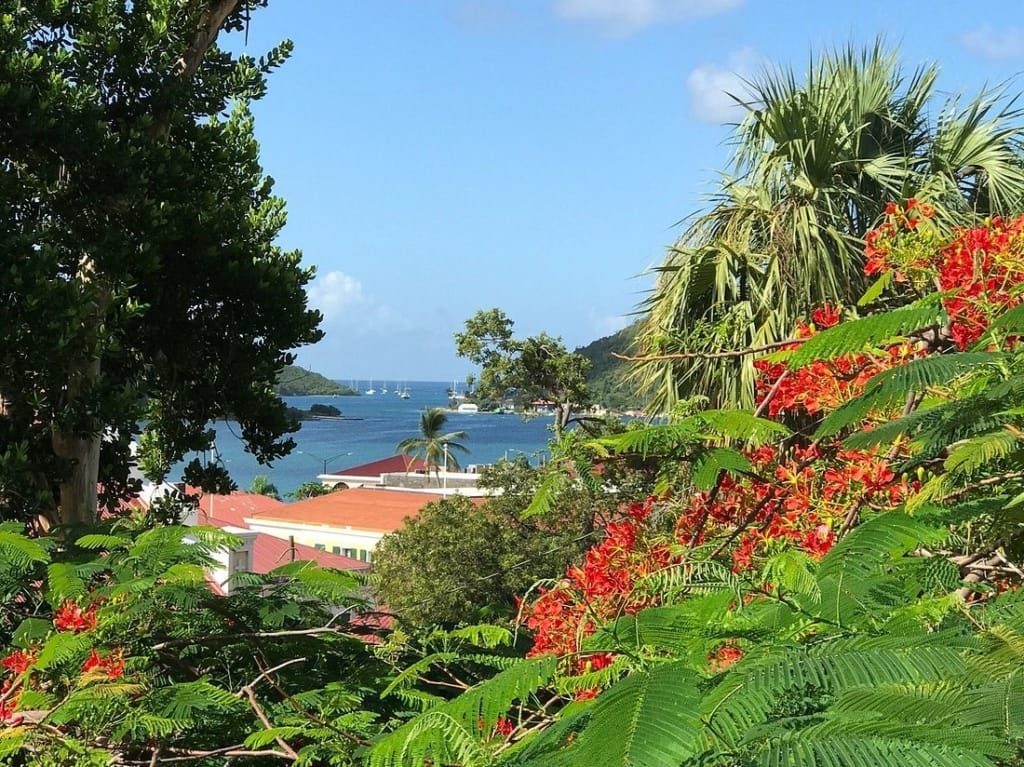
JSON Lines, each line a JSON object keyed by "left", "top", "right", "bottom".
{"left": 332, "top": 454, "right": 428, "bottom": 477}
{"left": 251, "top": 487, "right": 445, "bottom": 533}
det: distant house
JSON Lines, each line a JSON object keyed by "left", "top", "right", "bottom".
{"left": 322, "top": 453, "right": 493, "bottom": 496}
{"left": 242, "top": 487, "right": 447, "bottom": 563}
{"left": 320, "top": 454, "right": 428, "bottom": 489}
{"left": 185, "top": 490, "right": 369, "bottom": 593}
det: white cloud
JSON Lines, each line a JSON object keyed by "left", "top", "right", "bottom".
{"left": 306, "top": 270, "right": 403, "bottom": 333}
{"left": 306, "top": 270, "right": 366, "bottom": 320}
{"left": 553, "top": 0, "right": 743, "bottom": 34}
{"left": 686, "top": 47, "right": 759, "bottom": 123}
{"left": 960, "top": 26, "right": 1024, "bottom": 60}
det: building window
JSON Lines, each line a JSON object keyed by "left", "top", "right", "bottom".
{"left": 314, "top": 543, "right": 326, "bottom": 551}
{"left": 358, "top": 549, "right": 368, "bottom": 562}
{"left": 331, "top": 546, "right": 341, "bottom": 554}
{"left": 342, "top": 548, "right": 355, "bottom": 558}
{"left": 232, "top": 550, "right": 250, "bottom": 574}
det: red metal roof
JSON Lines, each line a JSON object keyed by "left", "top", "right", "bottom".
{"left": 250, "top": 532, "right": 368, "bottom": 572}
{"left": 332, "top": 454, "right": 428, "bottom": 477}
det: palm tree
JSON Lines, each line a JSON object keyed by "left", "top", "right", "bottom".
{"left": 634, "top": 41, "right": 1024, "bottom": 411}
{"left": 397, "top": 408, "right": 469, "bottom": 482}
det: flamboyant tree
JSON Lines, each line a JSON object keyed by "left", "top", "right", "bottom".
{"left": 371, "top": 207, "right": 1024, "bottom": 767}
{"left": 0, "top": 1, "right": 321, "bottom": 526}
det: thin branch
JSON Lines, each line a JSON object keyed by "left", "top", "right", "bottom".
{"left": 947, "top": 471, "right": 1024, "bottom": 500}
{"left": 175, "top": 0, "right": 241, "bottom": 79}
{"left": 235, "top": 658, "right": 306, "bottom": 761}
{"left": 753, "top": 370, "right": 789, "bottom": 418}
{"left": 151, "top": 625, "right": 349, "bottom": 651}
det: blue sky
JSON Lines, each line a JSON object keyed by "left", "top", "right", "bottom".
{"left": 237, "top": 1, "right": 1024, "bottom": 382}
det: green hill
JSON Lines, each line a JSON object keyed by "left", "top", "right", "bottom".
{"left": 574, "top": 321, "right": 643, "bottom": 410}
{"left": 275, "top": 365, "right": 358, "bottom": 396}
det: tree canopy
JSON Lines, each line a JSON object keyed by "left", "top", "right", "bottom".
{"left": 0, "top": 0, "right": 321, "bottom": 526}
{"left": 455, "top": 309, "right": 591, "bottom": 436}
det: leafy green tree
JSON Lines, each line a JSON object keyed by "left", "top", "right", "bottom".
{"left": 635, "top": 41, "right": 1024, "bottom": 411}
{"left": 289, "top": 480, "right": 334, "bottom": 500}
{"left": 372, "top": 459, "right": 613, "bottom": 627}
{"left": 0, "top": 0, "right": 321, "bottom": 527}
{"left": 397, "top": 408, "right": 469, "bottom": 479}
{"left": 248, "top": 474, "right": 281, "bottom": 500}
{"left": 455, "top": 309, "right": 591, "bottom": 437}
{"left": 0, "top": 517, "right": 395, "bottom": 764}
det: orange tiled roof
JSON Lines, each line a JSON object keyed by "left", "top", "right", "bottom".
{"left": 250, "top": 487, "right": 445, "bottom": 533}
{"left": 195, "top": 491, "right": 288, "bottom": 528}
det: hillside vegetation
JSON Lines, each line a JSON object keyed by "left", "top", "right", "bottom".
{"left": 275, "top": 365, "right": 358, "bottom": 396}
{"left": 574, "top": 321, "right": 641, "bottom": 410}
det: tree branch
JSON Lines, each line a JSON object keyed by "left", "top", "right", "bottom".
{"left": 175, "top": 0, "right": 241, "bottom": 79}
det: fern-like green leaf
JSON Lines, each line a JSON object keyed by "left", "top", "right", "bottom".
{"left": 815, "top": 352, "right": 1002, "bottom": 439}
{"left": 943, "top": 428, "right": 1022, "bottom": 476}
{"left": 0, "top": 527, "right": 48, "bottom": 568}
{"left": 789, "top": 298, "right": 945, "bottom": 368}
{"left": 691, "top": 410, "right": 791, "bottom": 444}
{"left": 692, "top": 447, "right": 753, "bottom": 490}
{"left": 369, "top": 657, "right": 557, "bottom": 767}
{"left": 572, "top": 663, "right": 702, "bottom": 767}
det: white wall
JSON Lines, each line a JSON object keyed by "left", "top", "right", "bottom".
{"left": 244, "top": 518, "right": 383, "bottom": 563}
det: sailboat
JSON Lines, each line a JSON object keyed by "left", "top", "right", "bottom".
{"left": 381, "top": 383, "right": 389, "bottom": 394}
{"left": 399, "top": 383, "right": 411, "bottom": 399}
{"left": 364, "top": 379, "right": 376, "bottom": 395}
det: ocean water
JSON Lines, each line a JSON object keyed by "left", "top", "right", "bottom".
{"left": 192, "top": 381, "right": 554, "bottom": 496}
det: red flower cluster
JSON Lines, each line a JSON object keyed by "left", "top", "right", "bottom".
{"left": 677, "top": 443, "right": 910, "bottom": 572}
{"left": 0, "top": 679, "right": 20, "bottom": 724}
{"left": 0, "top": 649, "right": 36, "bottom": 724}
{"left": 707, "top": 644, "right": 743, "bottom": 672}
{"left": 81, "top": 648, "right": 125, "bottom": 680}
{"left": 753, "top": 303, "right": 918, "bottom": 419}
{"left": 53, "top": 600, "right": 98, "bottom": 633}
{"left": 865, "top": 205, "right": 1024, "bottom": 350}
{"left": 1, "top": 650, "right": 34, "bottom": 676}
{"left": 523, "top": 498, "right": 676, "bottom": 666}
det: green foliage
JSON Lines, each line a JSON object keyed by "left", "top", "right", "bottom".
{"left": 786, "top": 296, "right": 946, "bottom": 368}
{"left": 372, "top": 471, "right": 595, "bottom": 626}
{"left": 369, "top": 657, "right": 557, "bottom": 767}
{"left": 815, "top": 352, "right": 1004, "bottom": 439}
{"left": 0, "top": 517, "right": 391, "bottom": 765}
{"left": 634, "top": 40, "right": 1024, "bottom": 412}
{"left": 249, "top": 474, "right": 282, "bottom": 500}
{"left": 573, "top": 322, "right": 644, "bottom": 411}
